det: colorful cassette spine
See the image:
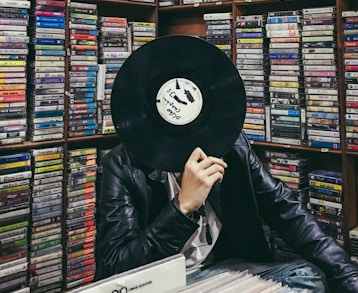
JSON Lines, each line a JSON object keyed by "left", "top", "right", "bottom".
{"left": 30, "top": 146, "right": 64, "bottom": 292}
{"left": 0, "top": 151, "right": 32, "bottom": 291}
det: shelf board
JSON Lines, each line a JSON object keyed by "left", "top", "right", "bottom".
{"left": 159, "top": 1, "right": 231, "bottom": 12}
{"left": 68, "top": 134, "right": 118, "bottom": 143}
{"left": 71, "top": 0, "right": 157, "bottom": 7}
{"left": 0, "top": 139, "right": 65, "bottom": 152}
{"left": 250, "top": 141, "right": 342, "bottom": 154}
{"left": 0, "top": 135, "right": 119, "bottom": 151}
{"left": 102, "top": 0, "right": 157, "bottom": 7}
{"left": 234, "top": 0, "right": 297, "bottom": 4}
{"left": 0, "top": 137, "right": 343, "bottom": 153}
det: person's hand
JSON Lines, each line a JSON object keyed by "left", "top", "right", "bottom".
{"left": 177, "top": 147, "right": 227, "bottom": 215}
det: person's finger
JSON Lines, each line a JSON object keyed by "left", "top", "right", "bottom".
{"left": 202, "top": 163, "right": 226, "bottom": 177}
{"left": 198, "top": 156, "right": 227, "bottom": 170}
{"left": 206, "top": 171, "right": 224, "bottom": 185}
{"left": 192, "top": 147, "right": 208, "bottom": 161}
{"left": 185, "top": 147, "right": 208, "bottom": 168}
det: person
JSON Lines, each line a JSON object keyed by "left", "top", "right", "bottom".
{"left": 94, "top": 130, "right": 358, "bottom": 292}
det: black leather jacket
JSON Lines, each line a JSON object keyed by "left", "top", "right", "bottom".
{"left": 95, "top": 132, "right": 358, "bottom": 292}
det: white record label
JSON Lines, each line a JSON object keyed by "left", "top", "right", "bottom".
{"left": 156, "top": 77, "right": 203, "bottom": 125}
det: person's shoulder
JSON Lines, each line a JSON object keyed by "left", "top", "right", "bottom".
{"left": 107, "top": 143, "right": 127, "bottom": 156}
{"left": 102, "top": 143, "right": 131, "bottom": 167}
{"left": 224, "top": 131, "right": 251, "bottom": 161}
{"left": 232, "top": 131, "right": 251, "bottom": 147}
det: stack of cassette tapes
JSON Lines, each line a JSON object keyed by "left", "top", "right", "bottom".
{"left": 66, "top": 148, "right": 97, "bottom": 290}
{"left": 0, "top": 0, "right": 31, "bottom": 145}
{"left": 349, "top": 226, "right": 358, "bottom": 264}
{"left": 158, "top": 0, "right": 175, "bottom": 7}
{"left": 69, "top": 2, "right": 98, "bottom": 138}
{"left": 308, "top": 170, "right": 344, "bottom": 246}
{"left": 203, "top": 12, "right": 232, "bottom": 60}
{"left": 181, "top": 0, "right": 202, "bottom": 4}
{"left": 27, "top": 0, "right": 66, "bottom": 143}
{"left": 97, "top": 16, "right": 131, "bottom": 135}
{"left": 266, "top": 10, "right": 304, "bottom": 146}
{"left": 129, "top": 21, "right": 156, "bottom": 52}
{"left": 342, "top": 10, "right": 358, "bottom": 151}
{"left": 30, "top": 146, "right": 64, "bottom": 293}
{"left": 302, "top": 6, "right": 340, "bottom": 150}
{"left": 235, "top": 14, "right": 268, "bottom": 142}
{"left": 265, "top": 150, "right": 310, "bottom": 261}
{"left": 130, "top": 0, "right": 155, "bottom": 3}
{"left": 265, "top": 150, "right": 310, "bottom": 202}
{"left": 0, "top": 152, "right": 32, "bottom": 292}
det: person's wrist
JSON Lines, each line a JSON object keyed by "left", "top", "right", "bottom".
{"left": 176, "top": 196, "right": 192, "bottom": 215}
{"left": 175, "top": 193, "right": 197, "bottom": 215}
{"left": 173, "top": 197, "right": 200, "bottom": 221}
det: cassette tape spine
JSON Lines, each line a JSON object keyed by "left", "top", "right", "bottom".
{"left": 235, "top": 14, "right": 268, "bottom": 142}
{"left": 0, "top": 151, "right": 32, "bottom": 292}
{"left": 0, "top": 0, "right": 31, "bottom": 146}
{"left": 343, "top": 10, "right": 358, "bottom": 151}
{"left": 68, "top": 2, "right": 99, "bottom": 138}
{"left": 303, "top": 6, "right": 340, "bottom": 150}
{"left": 65, "top": 147, "right": 98, "bottom": 290}
{"left": 97, "top": 16, "right": 132, "bottom": 135}
{"left": 265, "top": 150, "right": 310, "bottom": 261}
{"left": 30, "top": 146, "right": 64, "bottom": 293}
{"left": 308, "top": 170, "right": 345, "bottom": 246}
{"left": 204, "top": 12, "right": 232, "bottom": 61}
{"left": 267, "top": 9, "right": 305, "bottom": 146}
{"left": 27, "top": 0, "right": 66, "bottom": 143}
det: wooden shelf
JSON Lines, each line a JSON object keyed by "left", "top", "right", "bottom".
{"left": 0, "top": 134, "right": 120, "bottom": 152}
{"left": 68, "top": 133, "right": 115, "bottom": 141}
{"left": 158, "top": 1, "right": 231, "bottom": 35}
{"left": 69, "top": 0, "right": 157, "bottom": 7}
{"left": 250, "top": 141, "right": 342, "bottom": 155}
{"left": 1, "top": 2, "right": 358, "bottom": 291}
{"left": 159, "top": 1, "right": 231, "bottom": 12}
{"left": 234, "top": 0, "right": 297, "bottom": 4}
{"left": 0, "top": 139, "right": 65, "bottom": 152}
{"left": 68, "top": 134, "right": 119, "bottom": 143}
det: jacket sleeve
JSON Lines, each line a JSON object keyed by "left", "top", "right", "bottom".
{"left": 95, "top": 148, "right": 199, "bottom": 280}
{"left": 241, "top": 134, "right": 358, "bottom": 292}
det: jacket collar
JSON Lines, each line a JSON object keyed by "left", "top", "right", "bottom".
{"left": 125, "top": 147, "right": 168, "bottom": 184}
{"left": 147, "top": 168, "right": 169, "bottom": 184}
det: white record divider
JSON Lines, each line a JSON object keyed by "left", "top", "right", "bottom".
{"left": 67, "top": 254, "right": 186, "bottom": 293}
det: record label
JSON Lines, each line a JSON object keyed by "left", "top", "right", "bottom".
{"left": 111, "top": 35, "right": 246, "bottom": 172}
{"left": 156, "top": 77, "right": 203, "bottom": 125}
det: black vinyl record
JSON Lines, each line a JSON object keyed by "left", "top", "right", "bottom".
{"left": 111, "top": 35, "right": 246, "bottom": 172}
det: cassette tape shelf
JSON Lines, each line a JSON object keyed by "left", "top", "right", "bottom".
{"left": 0, "top": 0, "right": 156, "bottom": 292}
{"left": 1, "top": 0, "right": 358, "bottom": 292}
